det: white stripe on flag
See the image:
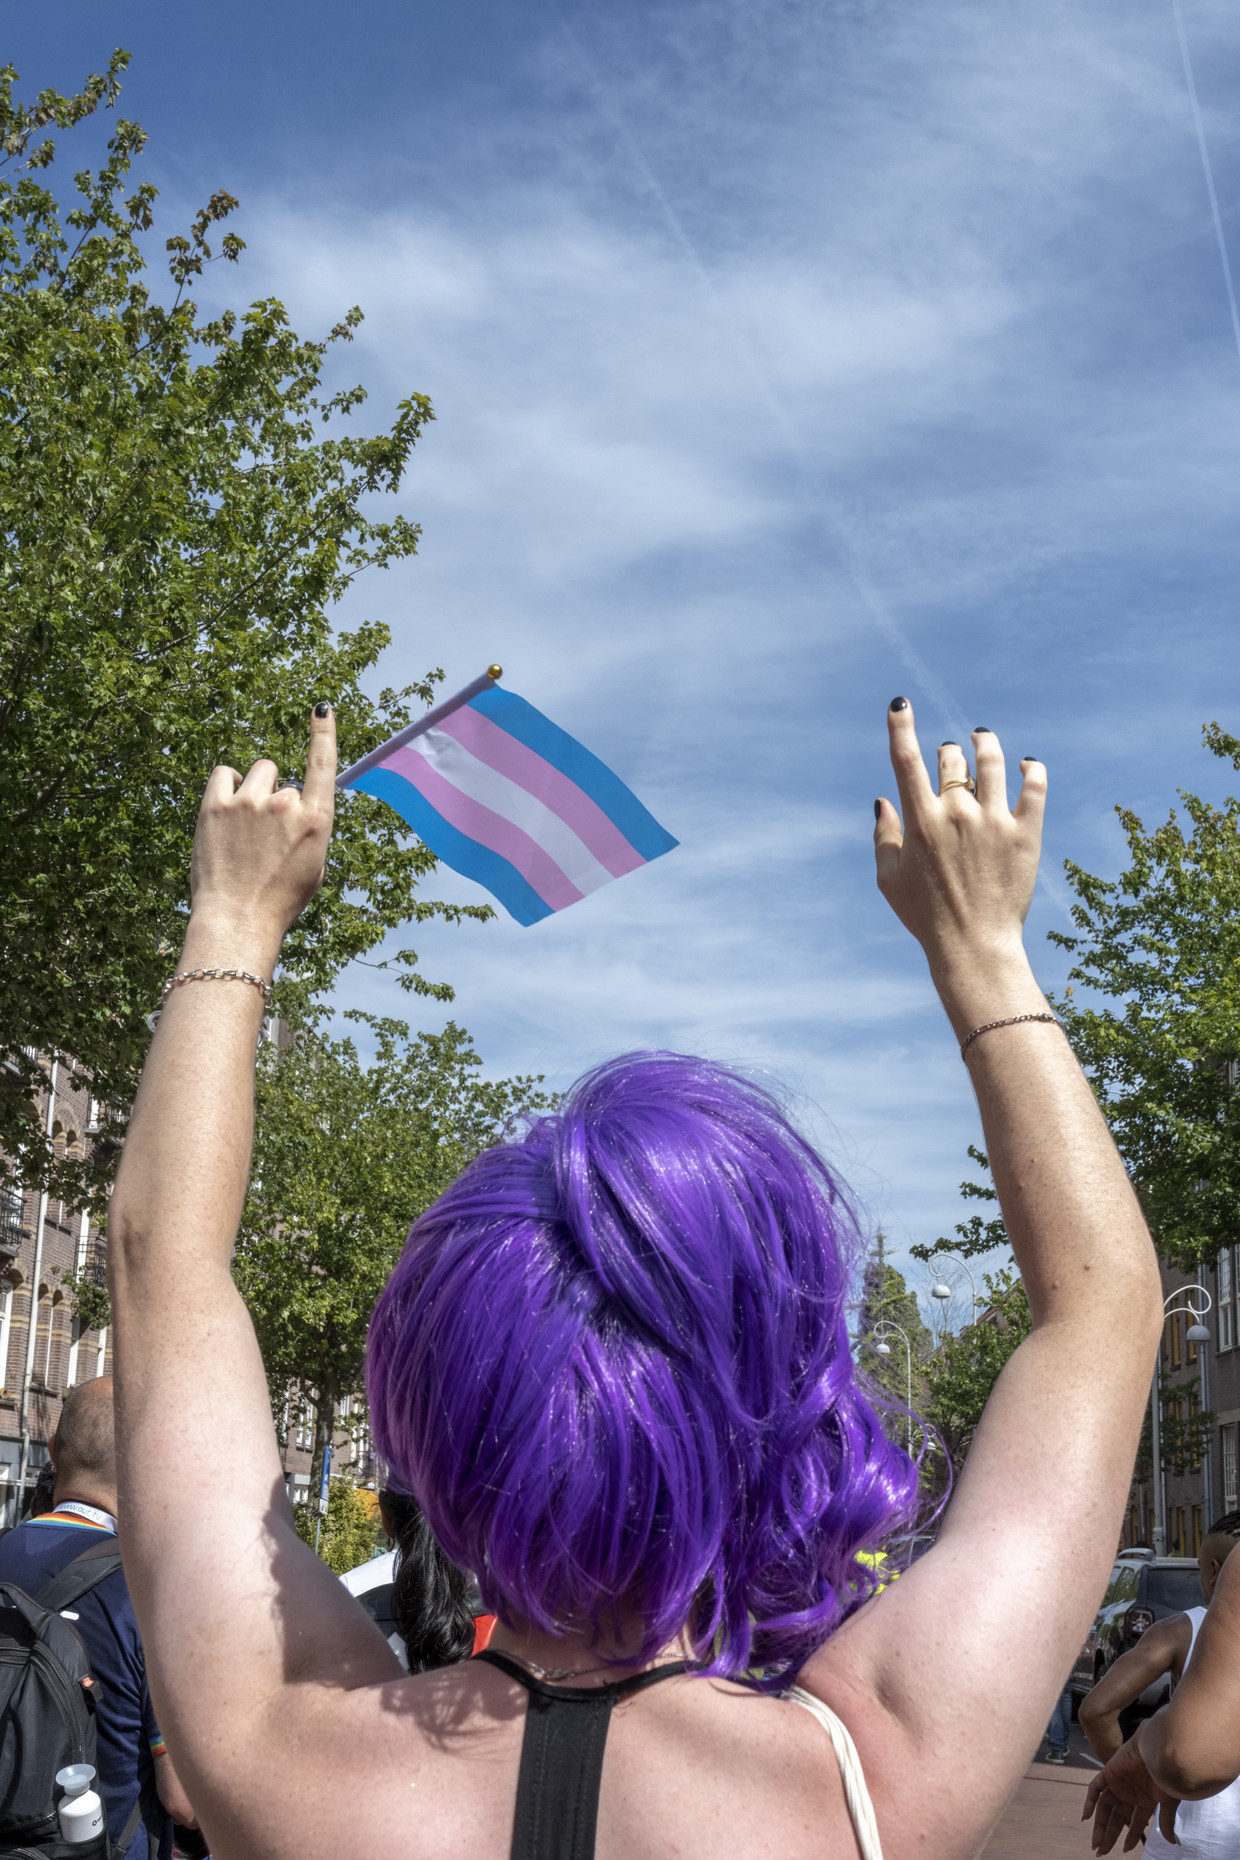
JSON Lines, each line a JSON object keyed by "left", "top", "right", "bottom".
{"left": 411, "top": 729, "right": 617, "bottom": 896}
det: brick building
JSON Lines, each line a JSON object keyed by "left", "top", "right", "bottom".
{"left": 3, "top": 1050, "right": 378, "bottom": 1526}
{"left": 0, "top": 1053, "right": 112, "bottom": 1527}
{"left": 1125, "top": 1257, "right": 1240, "bottom": 1557}
{"left": 277, "top": 1387, "right": 377, "bottom": 1514}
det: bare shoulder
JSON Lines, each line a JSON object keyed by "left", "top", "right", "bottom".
{"left": 221, "top": 1660, "right": 527, "bottom": 1860}
{"left": 601, "top": 1674, "right": 855, "bottom": 1860}
{"left": 788, "top": 1565, "right": 1031, "bottom": 1860}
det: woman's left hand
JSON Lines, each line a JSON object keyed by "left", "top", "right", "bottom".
{"left": 189, "top": 703, "right": 337, "bottom": 948}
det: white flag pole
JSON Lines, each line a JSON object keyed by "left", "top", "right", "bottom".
{"left": 335, "top": 665, "right": 502, "bottom": 789}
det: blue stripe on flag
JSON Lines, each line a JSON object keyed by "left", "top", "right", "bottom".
{"left": 468, "top": 688, "right": 678, "bottom": 864}
{"left": 352, "top": 770, "right": 555, "bottom": 927}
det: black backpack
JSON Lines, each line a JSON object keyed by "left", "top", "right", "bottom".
{"left": 0, "top": 1539, "right": 144, "bottom": 1859}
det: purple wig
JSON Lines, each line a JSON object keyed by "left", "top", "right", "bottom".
{"left": 366, "top": 1051, "right": 919, "bottom": 1687}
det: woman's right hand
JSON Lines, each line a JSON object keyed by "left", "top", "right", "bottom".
{"left": 873, "top": 699, "right": 1047, "bottom": 1033}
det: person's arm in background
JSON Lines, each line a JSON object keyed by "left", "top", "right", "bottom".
{"left": 1138, "top": 1546, "right": 1240, "bottom": 1796}
{"left": 801, "top": 708, "right": 1164, "bottom": 1860}
{"left": 154, "top": 1750, "right": 198, "bottom": 1829}
{"left": 1086, "top": 1550, "right": 1240, "bottom": 1851}
{"left": 1079, "top": 1615, "right": 1190, "bottom": 1762}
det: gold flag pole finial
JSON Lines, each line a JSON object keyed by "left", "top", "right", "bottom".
{"left": 488, "top": 664, "right": 503, "bottom": 680}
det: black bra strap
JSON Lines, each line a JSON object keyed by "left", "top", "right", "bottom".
{"left": 476, "top": 1651, "right": 689, "bottom": 1860}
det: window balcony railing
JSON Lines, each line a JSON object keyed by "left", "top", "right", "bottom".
{"left": 0, "top": 1198, "right": 23, "bottom": 1261}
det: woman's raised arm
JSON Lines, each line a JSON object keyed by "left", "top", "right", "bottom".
{"left": 798, "top": 702, "right": 1163, "bottom": 1858}
{"left": 107, "top": 708, "right": 404, "bottom": 1847}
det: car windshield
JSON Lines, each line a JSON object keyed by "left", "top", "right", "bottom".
{"left": 1107, "top": 1567, "right": 1140, "bottom": 1604}
{"left": 1146, "top": 1567, "right": 1203, "bottom": 1611}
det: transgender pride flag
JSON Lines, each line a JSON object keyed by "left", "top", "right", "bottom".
{"left": 336, "top": 667, "right": 677, "bottom": 926}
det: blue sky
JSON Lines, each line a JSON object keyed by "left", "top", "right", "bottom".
{"left": 18, "top": 1, "right": 1240, "bottom": 1309}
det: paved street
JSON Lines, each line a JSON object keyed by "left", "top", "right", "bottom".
{"left": 982, "top": 1723, "right": 1102, "bottom": 1859}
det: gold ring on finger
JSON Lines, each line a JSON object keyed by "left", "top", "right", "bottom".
{"left": 939, "top": 776, "right": 976, "bottom": 796}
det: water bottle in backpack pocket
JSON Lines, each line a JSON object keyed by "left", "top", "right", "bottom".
{"left": 0, "top": 1542, "right": 137, "bottom": 1859}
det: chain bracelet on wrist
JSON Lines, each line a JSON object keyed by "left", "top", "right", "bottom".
{"left": 148, "top": 966, "right": 273, "bottom": 1031}
{"left": 959, "top": 1011, "right": 1061, "bottom": 1062}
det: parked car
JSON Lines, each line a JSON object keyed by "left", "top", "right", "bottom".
{"left": 1070, "top": 1555, "right": 1203, "bottom": 1722}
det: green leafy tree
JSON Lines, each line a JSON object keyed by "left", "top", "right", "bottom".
{"left": 909, "top": 1147, "right": 1008, "bottom": 1266}
{"left": 920, "top": 1269, "right": 1031, "bottom": 1477}
{"left": 294, "top": 1477, "right": 381, "bottom": 1574}
{"left": 53, "top": 1265, "right": 111, "bottom": 1335}
{"left": 0, "top": 52, "right": 488, "bottom": 1211}
{"left": 856, "top": 1233, "right": 933, "bottom": 1413}
{"left": 234, "top": 1013, "right": 551, "bottom": 1503}
{"left": 1156, "top": 1372, "right": 1213, "bottom": 1478}
{"left": 1050, "top": 724, "right": 1240, "bottom": 1268}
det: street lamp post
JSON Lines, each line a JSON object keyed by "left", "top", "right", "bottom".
{"left": 872, "top": 1320, "right": 914, "bottom": 1454}
{"left": 1151, "top": 1285, "right": 1213, "bottom": 1556}
{"left": 929, "top": 1252, "right": 979, "bottom": 1326}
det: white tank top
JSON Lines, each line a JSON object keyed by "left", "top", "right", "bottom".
{"left": 1145, "top": 1607, "right": 1240, "bottom": 1859}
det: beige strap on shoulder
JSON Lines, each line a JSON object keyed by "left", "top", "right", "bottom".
{"left": 785, "top": 1685, "right": 885, "bottom": 1860}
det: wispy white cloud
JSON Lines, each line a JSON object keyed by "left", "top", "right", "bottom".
{"left": 180, "top": 0, "right": 1240, "bottom": 1292}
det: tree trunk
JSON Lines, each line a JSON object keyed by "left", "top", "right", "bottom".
{"left": 309, "top": 1378, "right": 339, "bottom": 1513}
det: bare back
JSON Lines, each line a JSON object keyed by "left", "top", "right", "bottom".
{"left": 236, "top": 1660, "right": 861, "bottom": 1860}
{"left": 107, "top": 703, "right": 1163, "bottom": 1860}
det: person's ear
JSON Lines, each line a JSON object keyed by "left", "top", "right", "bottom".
{"left": 48, "top": 1434, "right": 58, "bottom": 1470}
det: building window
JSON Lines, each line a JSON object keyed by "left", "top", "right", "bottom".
{"left": 0, "top": 1279, "right": 13, "bottom": 1392}
{"left": 74, "top": 1211, "right": 90, "bottom": 1276}
{"left": 1166, "top": 1312, "right": 1183, "bottom": 1370}
{"left": 1176, "top": 1388, "right": 1204, "bottom": 1472}
{"left": 0, "top": 1183, "right": 22, "bottom": 1254}
{"left": 32, "top": 1287, "right": 52, "bottom": 1388}
{"left": 94, "top": 1326, "right": 108, "bottom": 1379}
{"left": 1222, "top": 1250, "right": 1236, "bottom": 1352}
{"left": 43, "top": 1292, "right": 66, "bottom": 1391}
{"left": 1223, "top": 1425, "right": 1239, "bottom": 1511}
{"left": 66, "top": 1317, "right": 82, "bottom": 1390}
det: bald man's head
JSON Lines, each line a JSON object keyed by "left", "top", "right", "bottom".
{"left": 51, "top": 1375, "right": 117, "bottom": 1506}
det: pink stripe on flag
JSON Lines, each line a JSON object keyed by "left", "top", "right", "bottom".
{"left": 438, "top": 704, "right": 647, "bottom": 879}
{"left": 382, "top": 749, "right": 585, "bottom": 912}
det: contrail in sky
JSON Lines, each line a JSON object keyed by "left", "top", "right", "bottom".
{"left": 553, "top": 12, "right": 1076, "bottom": 916}
{"left": 552, "top": 16, "right": 971, "bottom": 743}
{"left": 1171, "top": 0, "right": 1240, "bottom": 371}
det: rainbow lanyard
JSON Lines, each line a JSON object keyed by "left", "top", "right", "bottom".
{"left": 34, "top": 1501, "right": 116, "bottom": 1533}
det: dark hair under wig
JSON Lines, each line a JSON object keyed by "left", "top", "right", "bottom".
{"left": 380, "top": 1488, "right": 476, "bottom": 1673}
{"left": 366, "top": 1051, "right": 919, "bottom": 1688}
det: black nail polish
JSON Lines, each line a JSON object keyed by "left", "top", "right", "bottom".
{"left": 939, "top": 741, "right": 959, "bottom": 749}
{"left": 1021, "top": 755, "right": 1039, "bottom": 763}
{"left": 874, "top": 799, "right": 882, "bottom": 820}
{"left": 889, "top": 696, "right": 908, "bottom": 712}
{"left": 314, "top": 701, "right": 332, "bottom": 718}
{"left": 974, "top": 726, "right": 992, "bottom": 734}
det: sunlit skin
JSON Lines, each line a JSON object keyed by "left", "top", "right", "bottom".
{"left": 106, "top": 703, "right": 1162, "bottom": 1860}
